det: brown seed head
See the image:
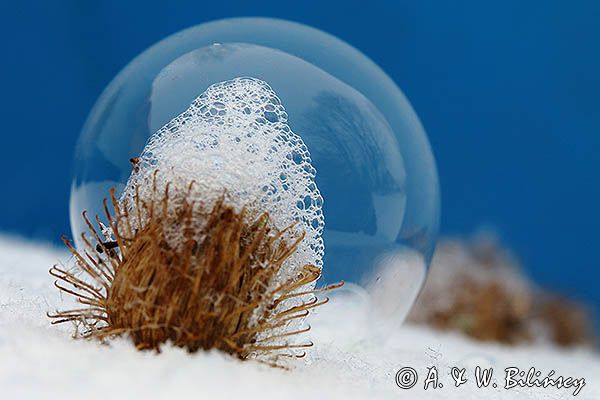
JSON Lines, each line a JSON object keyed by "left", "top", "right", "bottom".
{"left": 49, "top": 177, "right": 341, "bottom": 365}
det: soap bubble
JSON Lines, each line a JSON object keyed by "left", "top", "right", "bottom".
{"left": 70, "top": 17, "right": 440, "bottom": 331}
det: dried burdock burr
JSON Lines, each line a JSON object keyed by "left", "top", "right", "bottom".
{"left": 408, "top": 237, "right": 597, "bottom": 347}
{"left": 49, "top": 78, "right": 341, "bottom": 365}
{"left": 49, "top": 179, "right": 340, "bottom": 363}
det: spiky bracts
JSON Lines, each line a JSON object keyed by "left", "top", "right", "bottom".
{"left": 49, "top": 178, "right": 341, "bottom": 364}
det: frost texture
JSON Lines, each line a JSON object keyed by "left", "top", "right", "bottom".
{"left": 121, "top": 77, "right": 324, "bottom": 276}
{"left": 5, "top": 236, "right": 600, "bottom": 399}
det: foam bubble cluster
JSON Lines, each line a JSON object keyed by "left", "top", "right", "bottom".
{"left": 121, "top": 77, "right": 324, "bottom": 274}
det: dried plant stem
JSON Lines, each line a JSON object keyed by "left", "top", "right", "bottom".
{"left": 49, "top": 182, "right": 342, "bottom": 364}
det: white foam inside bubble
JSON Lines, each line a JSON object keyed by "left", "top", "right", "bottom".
{"left": 121, "top": 77, "right": 324, "bottom": 281}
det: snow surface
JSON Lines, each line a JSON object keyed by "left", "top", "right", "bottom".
{"left": 1, "top": 234, "right": 599, "bottom": 399}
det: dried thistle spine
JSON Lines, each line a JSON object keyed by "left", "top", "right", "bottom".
{"left": 49, "top": 179, "right": 341, "bottom": 364}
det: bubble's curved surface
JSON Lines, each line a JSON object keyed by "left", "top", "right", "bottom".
{"left": 71, "top": 17, "right": 440, "bottom": 329}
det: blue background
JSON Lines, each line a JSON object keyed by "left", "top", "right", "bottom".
{"left": 1, "top": 1, "right": 598, "bottom": 314}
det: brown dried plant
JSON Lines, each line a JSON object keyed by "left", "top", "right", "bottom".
{"left": 48, "top": 179, "right": 341, "bottom": 364}
{"left": 409, "top": 238, "right": 596, "bottom": 347}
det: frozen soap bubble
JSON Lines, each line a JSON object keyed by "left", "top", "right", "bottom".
{"left": 70, "top": 17, "right": 440, "bottom": 332}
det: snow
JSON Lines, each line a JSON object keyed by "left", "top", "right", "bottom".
{"left": 1, "top": 234, "right": 598, "bottom": 399}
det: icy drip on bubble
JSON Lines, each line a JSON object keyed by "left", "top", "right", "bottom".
{"left": 121, "top": 77, "right": 324, "bottom": 282}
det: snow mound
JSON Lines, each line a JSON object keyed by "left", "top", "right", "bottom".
{"left": 2, "top": 235, "right": 599, "bottom": 399}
